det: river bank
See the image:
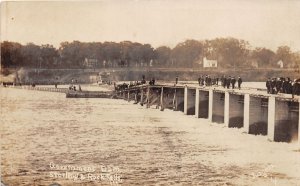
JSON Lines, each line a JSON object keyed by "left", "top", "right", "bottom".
{"left": 1, "top": 68, "right": 299, "bottom": 85}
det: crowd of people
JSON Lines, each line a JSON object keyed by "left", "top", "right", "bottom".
{"left": 197, "top": 75, "right": 243, "bottom": 89}
{"left": 266, "top": 77, "right": 300, "bottom": 97}
{"left": 114, "top": 74, "right": 300, "bottom": 98}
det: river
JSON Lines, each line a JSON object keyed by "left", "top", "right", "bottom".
{"left": 1, "top": 87, "right": 300, "bottom": 186}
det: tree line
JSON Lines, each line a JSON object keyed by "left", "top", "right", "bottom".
{"left": 1, "top": 38, "right": 300, "bottom": 70}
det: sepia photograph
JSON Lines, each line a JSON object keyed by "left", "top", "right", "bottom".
{"left": 1, "top": 0, "right": 300, "bottom": 185}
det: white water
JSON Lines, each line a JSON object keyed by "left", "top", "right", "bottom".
{"left": 1, "top": 87, "right": 299, "bottom": 186}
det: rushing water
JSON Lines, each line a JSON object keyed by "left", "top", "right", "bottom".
{"left": 1, "top": 87, "right": 300, "bottom": 186}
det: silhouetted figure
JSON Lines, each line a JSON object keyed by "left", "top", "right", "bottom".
{"left": 226, "top": 76, "right": 231, "bottom": 89}
{"left": 205, "top": 75, "right": 208, "bottom": 86}
{"left": 282, "top": 78, "right": 288, "bottom": 93}
{"left": 175, "top": 76, "right": 178, "bottom": 85}
{"left": 237, "top": 76, "right": 242, "bottom": 89}
{"left": 152, "top": 78, "right": 155, "bottom": 85}
{"left": 198, "top": 77, "right": 201, "bottom": 86}
{"left": 292, "top": 79, "right": 300, "bottom": 98}
{"left": 141, "top": 75, "right": 146, "bottom": 84}
{"left": 207, "top": 75, "right": 212, "bottom": 86}
{"left": 231, "top": 77, "right": 236, "bottom": 89}
{"left": 270, "top": 78, "right": 276, "bottom": 94}
{"left": 275, "top": 77, "right": 282, "bottom": 93}
{"left": 266, "top": 78, "right": 271, "bottom": 93}
{"left": 222, "top": 75, "right": 226, "bottom": 88}
{"left": 287, "top": 79, "right": 293, "bottom": 94}
{"left": 200, "top": 75, "right": 205, "bottom": 86}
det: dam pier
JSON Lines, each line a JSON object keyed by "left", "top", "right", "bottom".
{"left": 116, "top": 84, "right": 300, "bottom": 145}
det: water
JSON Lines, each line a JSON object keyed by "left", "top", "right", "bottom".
{"left": 1, "top": 87, "right": 300, "bottom": 186}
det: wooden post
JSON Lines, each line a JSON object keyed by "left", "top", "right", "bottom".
{"left": 268, "top": 96, "right": 276, "bottom": 141}
{"left": 140, "top": 87, "right": 144, "bottom": 106}
{"left": 243, "top": 94, "right": 250, "bottom": 133}
{"left": 195, "top": 88, "right": 199, "bottom": 118}
{"left": 173, "top": 88, "right": 177, "bottom": 111}
{"left": 146, "top": 86, "right": 150, "bottom": 108}
{"left": 184, "top": 86, "right": 188, "bottom": 115}
{"left": 134, "top": 91, "right": 137, "bottom": 103}
{"left": 160, "top": 87, "right": 164, "bottom": 111}
{"left": 127, "top": 90, "right": 130, "bottom": 102}
{"left": 208, "top": 89, "right": 213, "bottom": 122}
{"left": 224, "top": 92, "right": 230, "bottom": 127}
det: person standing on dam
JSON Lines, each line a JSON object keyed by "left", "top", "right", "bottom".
{"left": 222, "top": 75, "right": 226, "bottom": 88}
{"left": 231, "top": 76, "right": 236, "bottom": 89}
{"left": 275, "top": 77, "right": 283, "bottom": 93}
{"left": 237, "top": 76, "right": 242, "bottom": 89}
{"left": 141, "top": 75, "right": 146, "bottom": 84}
{"left": 201, "top": 75, "right": 205, "bottom": 86}
{"left": 175, "top": 76, "right": 178, "bottom": 85}
{"left": 270, "top": 78, "right": 276, "bottom": 94}
{"left": 287, "top": 79, "right": 293, "bottom": 94}
{"left": 226, "top": 76, "right": 231, "bottom": 89}
{"left": 207, "top": 75, "right": 212, "bottom": 86}
{"left": 266, "top": 78, "right": 271, "bottom": 93}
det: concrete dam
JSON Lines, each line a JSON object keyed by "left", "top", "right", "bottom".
{"left": 115, "top": 84, "right": 300, "bottom": 145}
{"left": 5, "top": 83, "right": 300, "bottom": 145}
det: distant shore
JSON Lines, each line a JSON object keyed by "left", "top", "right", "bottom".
{"left": 1, "top": 67, "right": 299, "bottom": 85}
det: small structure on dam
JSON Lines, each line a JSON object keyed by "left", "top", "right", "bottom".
{"left": 115, "top": 83, "right": 300, "bottom": 145}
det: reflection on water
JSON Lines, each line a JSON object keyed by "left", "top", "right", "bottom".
{"left": 1, "top": 87, "right": 299, "bottom": 186}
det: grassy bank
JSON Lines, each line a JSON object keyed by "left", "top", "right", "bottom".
{"left": 1, "top": 68, "right": 299, "bottom": 84}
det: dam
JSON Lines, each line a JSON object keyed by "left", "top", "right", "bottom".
{"left": 4, "top": 83, "right": 300, "bottom": 144}
{"left": 115, "top": 84, "right": 300, "bottom": 144}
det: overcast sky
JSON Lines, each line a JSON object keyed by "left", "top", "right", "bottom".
{"left": 1, "top": 0, "right": 300, "bottom": 51}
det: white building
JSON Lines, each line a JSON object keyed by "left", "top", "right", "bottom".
{"left": 83, "top": 58, "right": 98, "bottom": 68}
{"left": 277, "top": 60, "right": 284, "bottom": 68}
{"left": 203, "top": 57, "right": 217, "bottom": 68}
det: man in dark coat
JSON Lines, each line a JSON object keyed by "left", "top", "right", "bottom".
{"left": 275, "top": 77, "right": 283, "bottom": 93}
{"left": 207, "top": 75, "right": 212, "bottom": 86}
{"left": 270, "top": 78, "right": 276, "bottom": 94}
{"left": 231, "top": 77, "right": 236, "bottom": 89}
{"left": 282, "top": 78, "right": 288, "bottom": 93}
{"left": 292, "top": 79, "right": 300, "bottom": 98}
{"left": 201, "top": 75, "right": 205, "bottom": 86}
{"left": 226, "top": 76, "right": 231, "bottom": 89}
{"left": 287, "top": 79, "right": 293, "bottom": 94}
{"left": 266, "top": 78, "right": 271, "bottom": 93}
{"left": 141, "top": 75, "right": 146, "bottom": 84}
{"left": 238, "top": 76, "right": 242, "bottom": 89}
{"left": 222, "top": 75, "right": 226, "bottom": 88}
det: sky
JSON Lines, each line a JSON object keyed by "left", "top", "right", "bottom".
{"left": 1, "top": 0, "right": 300, "bottom": 51}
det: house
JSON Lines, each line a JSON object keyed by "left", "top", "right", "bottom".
{"left": 250, "top": 61, "right": 259, "bottom": 68}
{"left": 83, "top": 58, "right": 98, "bottom": 68}
{"left": 277, "top": 60, "right": 284, "bottom": 68}
{"left": 203, "top": 57, "right": 217, "bottom": 68}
